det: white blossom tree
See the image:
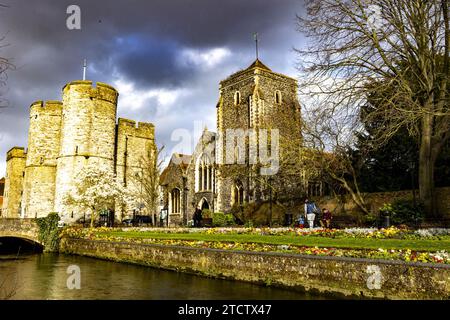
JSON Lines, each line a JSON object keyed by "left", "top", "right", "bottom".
{"left": 64, "top": 165, "right": 136, "bottom": 228}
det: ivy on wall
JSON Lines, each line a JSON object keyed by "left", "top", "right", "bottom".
{"left": 36, "top": 213, "right": 60, "bottom": 252}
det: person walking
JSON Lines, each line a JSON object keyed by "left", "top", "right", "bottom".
{"left": 304, "top": 199, "right": 318, "bottom": 229}
{"left": 193, "top": 207, "right": 202, "bottom": 227}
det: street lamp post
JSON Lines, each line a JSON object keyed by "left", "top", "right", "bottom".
{"left": 182, "top": 176, "right": 188, "bottom": 226}
{"left": 408, "top": 160, "right": 416, "bottom": 207}
{"left": 268, "top": 177, "right": 273, "bottom": 227}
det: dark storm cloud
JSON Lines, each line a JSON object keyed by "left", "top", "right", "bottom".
{"left": 0, "top": 0, "right": 306, "bottom": 174}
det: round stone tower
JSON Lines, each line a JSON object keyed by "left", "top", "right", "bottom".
{"left": 22, "top": 100, "right": 62, "bottom": 218}
{"left": 54, "top": 81, "right": 118, "bottom": 223}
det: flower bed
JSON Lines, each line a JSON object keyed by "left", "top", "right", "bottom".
{"left": 62, "top": 226, "right": 450, "bottom": 239}
{"left": 60, "top": 226, "right": 450, "bottom": 264}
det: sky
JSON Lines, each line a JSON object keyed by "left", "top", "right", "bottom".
{"left": 0, "top": 0, "right": 306, "bottom": 176}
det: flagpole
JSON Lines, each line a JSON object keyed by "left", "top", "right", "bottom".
{"left": 254, "top": 33, "right": 259, "bottom": 60}
{"left": 83, "top": 59, "right": 87, "bottom": 80}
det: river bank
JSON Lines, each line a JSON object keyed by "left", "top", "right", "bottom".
{"left": 60, "top": 238, "right": 450, "bottom": 300}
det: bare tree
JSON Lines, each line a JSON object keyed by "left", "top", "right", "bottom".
{"left": 297, "top": 0, "right": 449, "bottom": 217}
{"left": 0, "top": 3, "right": 14, "bottom": 109}
{"left": 130, "top": 146, "right": 164, "bottom": 225}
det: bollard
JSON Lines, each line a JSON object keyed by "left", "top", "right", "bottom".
{"left": 384, "top": 215, "right": 390, "bottom": 228}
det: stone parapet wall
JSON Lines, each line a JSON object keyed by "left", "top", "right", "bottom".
{"left": 60, "top": 238, "right": 450, "bottom": 300}
{"left": 316, "top": 187, "right": 450, "bottom": 218}
{"left": 0, "top": 218, "right": 39, "bottom": 243}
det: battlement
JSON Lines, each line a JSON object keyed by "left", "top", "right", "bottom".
{"left": 62, "top": 80, "right": 119, "bottom": 105}
{"left": 6, "top": 147, "right": 26, "bottom": 161}
{"left": 117, "top": 118, "right": 155, "bottom": 138}
{"left": 30, "top": 100, "right": 63, "bottom": 113}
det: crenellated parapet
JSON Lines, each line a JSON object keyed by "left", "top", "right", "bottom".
{"left": 62, "top": 81, "right": 119, "bottom": 105}
{"left": 117, "top": 118, "right": 155, "bottom": 139}
{"left": 6, "top": 147, "right": 26, "bottom": 162}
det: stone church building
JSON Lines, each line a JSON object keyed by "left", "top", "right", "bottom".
{"left": 1, "top": 80, "right": 156, "bottom": 224}
{"left": 160, "top": 59, "right": 306, "bottom": 226}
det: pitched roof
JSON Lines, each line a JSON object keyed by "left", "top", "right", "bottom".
{"left": 159, "top": 153, "right": 192, "bottom": 186}
{"left": 246, "top": 59, "right": 272, "bottom": 72}
{"left": 173, "top": 153, "right": 192, "bottom": 170}
{"left": 221, "top": 58, "right": 297, "bottom": 84}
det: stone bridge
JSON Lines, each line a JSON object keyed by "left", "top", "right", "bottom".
{"left": 0, "top": 218, "right": 41, "bottom": 245}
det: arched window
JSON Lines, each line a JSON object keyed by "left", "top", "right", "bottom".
{"left": 170, "top": 188, "right": 181, "bottom": 213}
{"left": 234, "top": 91, "right": 241, "bottom": 105}
{"left": 232, "top": 180, "right": 244, "bottom": 206}
{"left": 275, "top": 91, "right": 282, "bottom": 104}
{"left": 196, "top": 154, "right": 213, "bottom": 192}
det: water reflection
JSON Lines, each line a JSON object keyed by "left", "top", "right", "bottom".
{"left": 0, "top": 253, "right": 324, "bottom": 300}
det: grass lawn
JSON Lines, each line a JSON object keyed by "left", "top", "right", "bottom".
{"left": 98, "top": 231, "right": 450, "bottom": 252}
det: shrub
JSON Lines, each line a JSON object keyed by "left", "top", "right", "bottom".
{"left": 212, "top": 212, "right": 235, "bottom": 227}
{"left": 380, "top": 199, "right": 425, "bottom": 227}
{"left": 201, "top": 209, "right": 212, "bottom": 219}
{"left": 36, "top": 212, "right": 60, "bottom": 252}
{"left": 244, "top": 220, "right": 254, "bottom": 228}
{"left": 361, "top": 213, "right": 379, "bottom": 227}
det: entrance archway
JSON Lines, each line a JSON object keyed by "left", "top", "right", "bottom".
{"left": 198, "top": 198, "right": 210, "bottom": 211}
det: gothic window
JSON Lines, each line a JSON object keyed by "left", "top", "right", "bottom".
{"left": 196, "top": 154, "right": 213, "bottom": 192}
{"left": 275, "top": 91, "right": 282, "bottom": 104}
{"left": 232, "top": 180, "right": 244, "bottom": 206}
{"left": 170, "top": 188, "right": 181, "bottom": 213}
{"left": 234, "top": 91, "right": 241, "bottom": 105}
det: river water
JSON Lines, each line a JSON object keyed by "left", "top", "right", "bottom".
{"left": 0, "top": 253, "right": 324, "bottom": 300}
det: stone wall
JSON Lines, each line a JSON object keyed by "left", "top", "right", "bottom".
{"left": 1, "top": 148, "right": 26, "bottom": 218}
{"left": 22, "top": 101, "right": 62, "bottom": 218}
{"left": 60, "top": 238, "right": 450, "bottom": 299}
{"left": 316, "top": 187, "right": 450, "bottom": 218}
{"left": 115, "top": 118, "right": 156, "bottom": 220}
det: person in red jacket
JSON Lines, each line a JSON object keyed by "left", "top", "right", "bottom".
{"left": 321, "top": 208, "right": 332, "bottom": 229}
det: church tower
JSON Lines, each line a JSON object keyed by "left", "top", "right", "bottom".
{"left": 216, "top": 59, "right": 301, "bottom": 212}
